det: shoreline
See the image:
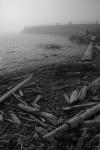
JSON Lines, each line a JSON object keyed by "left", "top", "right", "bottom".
{"left": 0, "top": 53, "right": 84, "bottom": 78}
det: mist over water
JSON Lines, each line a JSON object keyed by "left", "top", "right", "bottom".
{"left": 0, "top": 33, "right": 85, "bottom": 73}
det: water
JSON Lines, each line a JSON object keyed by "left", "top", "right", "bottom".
{"left": 0, "top": 33, "right": 85, "bottom": 73}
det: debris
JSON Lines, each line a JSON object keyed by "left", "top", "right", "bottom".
{"left": 12, "top": 92, "right": 28, "bottom": 105}
{"left": 9, "top": 110, "right": 21, "bottom": 125}
{"left": 78, "top": 85, "right": 88, "bottom": 101}
{"left": 19, "top": 90, "right": 24, "bottom": 97}
{"left": 76, "top": 129, "right": 87, "bottom": 150}
{"left": 30, "top": 114, "right": 48, "bottom": 127}
{"left": 63, "top": 94, "right": 70, "bottom": 104}
{"left": 81, "top": 42, "right": 94, "bottom": 61}
{"left": 31, "top": 95, "right": 42, "bottom": 106}
{"left": 0, "top": 75, "right": 32, "bottom": 103}
{"left": 70, "top": 89, "right": 79, "bottom": 104}
{"left": 35, "top": 127, "right": 49, "bottom": 136}
{"left": 43, "top": 103, "right": 100, "bottom": 139}
{"left": 0, "top": 113, "right": 3, "bottom": 122}
{"left": 89, "top": 76, "right": 100, "bottom": 93}
{"left": 91, "top": 96, "right": 100, "bottom": 101}
{"left": 41, "top": 112, "right": 58, "bottom": 126}
{"left": 62, "top": 102, "right": 98, "bottom": 111}
{"left": 83, "top": 119, "right": 100, "bottom": 128}
{"left": 0, "top": 36, "right": 100, "bottom": 149}
{"left": 17, "top": 103, "right": 39, "bottom": 113}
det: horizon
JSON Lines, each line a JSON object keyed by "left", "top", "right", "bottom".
{"left": 0, "top": 0, "right": 100, "bottom": 33}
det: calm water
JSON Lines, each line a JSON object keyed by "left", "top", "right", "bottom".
{"left": 0, "top": 33, "right": 85, "bottom": 73}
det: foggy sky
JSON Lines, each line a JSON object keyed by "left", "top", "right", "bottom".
{"left": 0, "top": 0, "right": 99, "bottom": 33}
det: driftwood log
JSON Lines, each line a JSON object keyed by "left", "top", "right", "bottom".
{"left": 81, "top": 42, "right": 94, "bottom": 61}
{"left": 0, "top": 75, "right": 32, "bottom": 103}
{"left": 17, "top": 103, "right": 39, "bottom": 113}
{"left": 43, "top": 103, "right": 100, "bottom": 139}
{"left": 83, "top": 119, "right": 100, "bottom": 128}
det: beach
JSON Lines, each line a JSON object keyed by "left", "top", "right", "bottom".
{"left": 0, "top": 33, "right": 86, "bottom": 76}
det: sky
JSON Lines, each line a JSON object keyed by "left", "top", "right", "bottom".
{"left": 0, "top": 0, "right": 99, "bottom": 33}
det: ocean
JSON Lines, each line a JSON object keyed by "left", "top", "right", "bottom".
{"left": 0, "top": 33, "right": 85, "bottom": 74}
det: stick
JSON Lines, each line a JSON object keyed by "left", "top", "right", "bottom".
{"left": 31, "top": 95, "right": 42, "bottom": 106}
{"left": 62, "top": 102, "right": 98, "bottom": 111}
{"left": 0, "top": 75, "right": 32, "bottom": 103}
{"left": 43, "top": 103, "right": 100, "bottom": 139}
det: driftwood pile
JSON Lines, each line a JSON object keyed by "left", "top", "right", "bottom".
{"left": 0, "top": 40, "right": 100, "bottom": 150}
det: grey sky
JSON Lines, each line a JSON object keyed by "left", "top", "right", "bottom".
{"left": 0, "top": 0, "right": 99, "bottom": 32}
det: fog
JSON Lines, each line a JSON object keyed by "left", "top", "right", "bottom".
{"left": 0, "top": 0, "right": 99, "bottom": 33}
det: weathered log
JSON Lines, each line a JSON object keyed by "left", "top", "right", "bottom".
{"left": 62, "top": 102, "right": 98, "bottom": 111}
{"left": 0, "top": 75, "right": 32, "bottom": 103}
{"left": 70, "top": 89, "right": 79, "bottom": 104}
{"left": 17, "top": 103, "right": 39, "bottom": 113}
{"left": 81, "top": 42, "right": 94, "bottom": 61}
{"left": 78, "top": 86, "right": 88, "bottom": 101}
{"left": 83, "top": 119, "right": 100, "bottom": 128}
{"left": 43, "top": 103, "right": 100, "bottom": 139}
{"left": 9, "top": 110, "right": 21, "bottom": 125}
{"left": 88, "top": 76, "right": 100, "bottom": 93}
